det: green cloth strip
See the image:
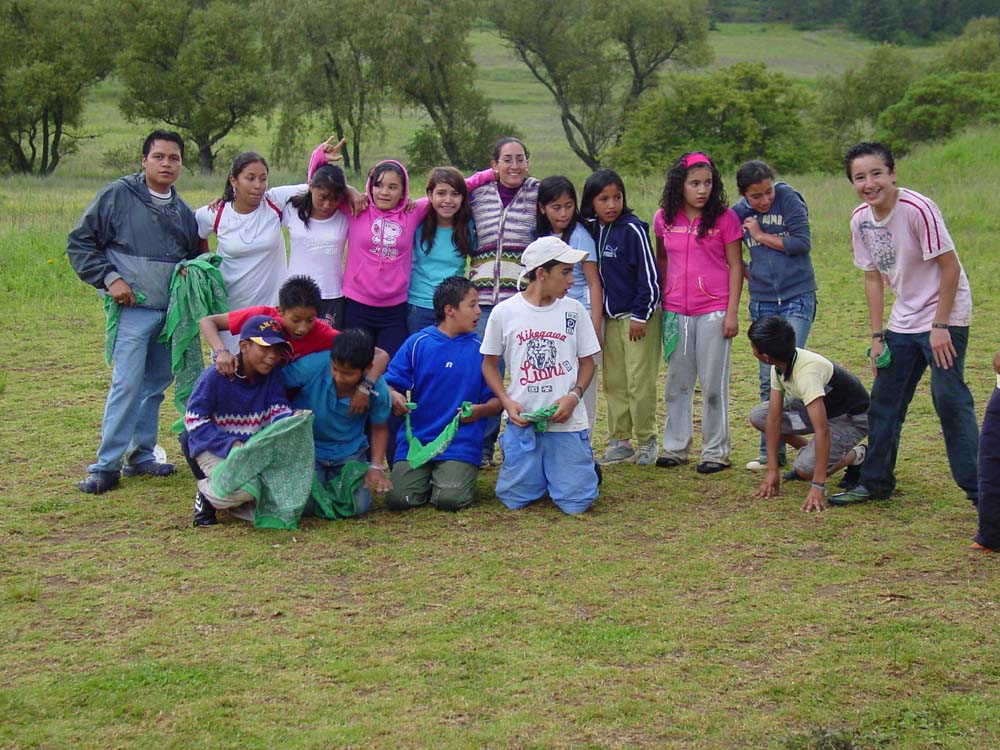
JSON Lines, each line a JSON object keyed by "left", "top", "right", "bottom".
{"left": 403, "top": 401, "right": 475, "bottom": 468}
{"left": 662, "top": 310, "right": 679, "bottom": 363}
{"left": 519, "top": 403, "right": 559, "bottom": 433}
{"left": 310, "top": 461, "right": 369, "bottom": 520}
{"left": 103, "top": 292, "right": 148, "bottom": 366}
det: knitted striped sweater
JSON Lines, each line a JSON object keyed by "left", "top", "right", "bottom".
{"left": 468, "top": 177, "right": 540, "bottom": 307}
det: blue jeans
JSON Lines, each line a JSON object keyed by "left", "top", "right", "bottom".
{"left": 91, "top": 306, "right": 173, "bottom": 473}
{"left": 748, "top": 292, "right": 816, "bottom": 457}
{"left": 476, "top": 304, "right": 502, "bottom": 459}
{"left": 860, "top": 326, "right": 978, "bottom": 499}
{"left": 406, "top": 303, "right": 437, "bottom": 336}
{"left": 975, "top": 388, "right": 1000, "bottom": 548}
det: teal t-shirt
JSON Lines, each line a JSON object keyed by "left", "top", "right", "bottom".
{"left": 408, "top": 220, "right": 476, "bottom": 309}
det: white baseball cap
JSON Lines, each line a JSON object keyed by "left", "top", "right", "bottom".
{"left": 519, "top": 236, "right": 588, "bottom": 282}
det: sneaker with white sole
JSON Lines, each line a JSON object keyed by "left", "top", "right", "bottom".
{"left": 745, "top": 454, "right": 787, "bottom": 471}
{"left": 598, "top": 441, "right": 635, "bottom": 465}
{"left": 635, "top": 439, "right": 658, "bottom": 466}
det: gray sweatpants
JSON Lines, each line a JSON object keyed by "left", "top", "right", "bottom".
{"left": 661, "top": 310, "right": 732, "bottom": 464}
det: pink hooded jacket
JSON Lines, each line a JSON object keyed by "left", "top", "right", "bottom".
{"left": 307, "top": 146, "right": 493, "bottom": 307}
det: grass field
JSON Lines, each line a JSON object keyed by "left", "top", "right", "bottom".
{"left": 1, "top": 21, "right": 998, "bottom": 750}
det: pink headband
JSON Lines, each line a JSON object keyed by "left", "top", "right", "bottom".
{"left": 684, "top": 152, "right": 711, "bottom": 168}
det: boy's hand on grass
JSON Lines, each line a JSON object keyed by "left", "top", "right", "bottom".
{"left": 801, "top": 487, "right": 829, "bottom": 513}
{"left": 628, "top": 320, "right": 646, "bottom": 341}
{"left": 753, "top": 471, "right": 781, "bottom": 499}
{"left": 366, "top": 467, "right": 391, "bottom": 494}
{"left": 722, "top": 312, "right": 739, "bottom": 339}
{"left": 348, "top": 389, "right": 370, "bottom": 415}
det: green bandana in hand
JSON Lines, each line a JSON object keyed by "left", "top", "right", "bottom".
{"left": 103, "top": 291, "right": 148, "bottom": 366}
{"left": 662, "top": 311, "right": 679, "bottom": 363}
{"left": 866, "top": 341, "right": 892, "bottom": 369}
{"left": 404, "top": 401, "right": 475, "bottom": 468}
{"left": 519, "top": 403, "right": 559, "bottom": 433}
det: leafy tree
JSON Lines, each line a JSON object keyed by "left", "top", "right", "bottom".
{"left": 265, "top": 0, "right": 387, "bottom": 174}
{"left": 939, "top": 16, "right": 1000, "bottom": 73}
{"left": 115, "top": 0, "right": 275, "bottom": 174}
{"left": 877, "top": 71, "right": 1000, "bottom": 152}
{"left": 0, "top": 0, "right": 112, "bottom": 175}
{"left": 486, "top": 0, "right": 710, "bottom": 170}
{"left": 811, "top": 45, "right": 920, "bottom": 167}
{"left": 380, "top": 0, "right": 518, "bottom": 172}
{"left": 610, "top": 62, "right": 818, "bottom": 176}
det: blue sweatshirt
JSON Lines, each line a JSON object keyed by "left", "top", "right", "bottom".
{"left": 184, "top": 366, "right": 293, "bottom": 458}
{"left": 385, "top": 326, "right": 494, "bottom": 466}
{"left": 732, "top": 182, "right": 816, "bottom": 303}
{"left": 283, "top": 352, "right": 391, "bottom": 462}
{"left": 588, "top": 212, "right": 660, "bottom": 322}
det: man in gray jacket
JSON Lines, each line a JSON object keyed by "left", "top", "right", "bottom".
{"left": 68, "top": 130, "right": 200, "bottom": 494}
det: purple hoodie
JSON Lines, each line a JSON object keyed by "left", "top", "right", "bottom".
{"left": 309, "top": 147, "right": 427, "bottom": 306}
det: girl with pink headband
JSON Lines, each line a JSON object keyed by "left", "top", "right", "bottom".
{"left": 653, "top": 152, "right": 744, "bottom": 474}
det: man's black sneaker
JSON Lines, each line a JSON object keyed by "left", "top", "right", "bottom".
{"left": 193, "top": 492, "right": 217, "bottom": 527}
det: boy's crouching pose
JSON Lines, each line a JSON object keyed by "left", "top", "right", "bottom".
{"left": 481, "top": 236, "right": 602, "bottom": 514}
{"left": 185, "top": 315, "right": 294, "bottom": 525}
{"left": 748, "top": 316, "right": 869, "bottom": 512}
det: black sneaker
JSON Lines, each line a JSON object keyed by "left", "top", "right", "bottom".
{"left": 594, "top": 462, "right": 603, "bottom": 485}
{"left": 193, "top": 492, "right": 217, "bottom": 527}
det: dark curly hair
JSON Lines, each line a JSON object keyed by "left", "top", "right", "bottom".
{"left": 658, "top": 153, "right": 728, "bottom": 239}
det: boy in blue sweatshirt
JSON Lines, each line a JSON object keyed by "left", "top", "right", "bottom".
{"left": 283, "top": 328, "right": 393, "bottom": 516}
{"left": 384, "top": 277, "right": 501, "bottom": 511}
{"left": 185, "top": 315, "right": 294, "bottom": 525}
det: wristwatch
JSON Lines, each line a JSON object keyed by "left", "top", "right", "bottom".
{"left": 357, "top": 376, "right": 375, "bottom": 396}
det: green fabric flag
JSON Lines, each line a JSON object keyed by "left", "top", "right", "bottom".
{"left": 159, "top": 254, "right": 229, "bottom": 433}
{"left": 209, "top": 413, "right": 316, "bottom": 530}
{"left": 310, "top": 461, "right": 369, "bottom": 520}
{"left": 519, "top": 403, "right": 559, "bottom": 433}
{"left": 865, "top": 341, "right": 892, "bottom": 369}
{"left": 103, "top": 292, "right": 148, "bottom": 366}
{"left": 403, "top": 401, "right": 475, "bottom": 468}
{"left": 662, "top": 310, "right": 679, "bottom": 364}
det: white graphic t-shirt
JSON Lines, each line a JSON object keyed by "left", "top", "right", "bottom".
{"left": 850, "top": 188, "right": 972, "bottom": 333}
{"left": 480, "top": 293, "right": 601, "bottom": 432}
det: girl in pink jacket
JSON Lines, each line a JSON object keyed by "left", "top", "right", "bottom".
{"left": 652, "top": 152, "right": 743, "bottom": 474}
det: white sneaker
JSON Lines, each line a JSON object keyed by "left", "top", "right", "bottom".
{"left": 745, "top": 456, "right": 767, "bottom": 471}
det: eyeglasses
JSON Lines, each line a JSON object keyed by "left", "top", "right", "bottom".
{"left": 498, "top": 156, "right": 527, "bottom": 166}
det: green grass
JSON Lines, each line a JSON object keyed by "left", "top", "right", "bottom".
{"left": 1, "top": 20, "right": 998, "bottom": 749}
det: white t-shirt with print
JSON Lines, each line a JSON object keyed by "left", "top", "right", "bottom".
{"left": 851, "top": 187, "right": 972, "bottom": 333}
{"left": 480, "top": 293, "right": 601, "bottom": 432}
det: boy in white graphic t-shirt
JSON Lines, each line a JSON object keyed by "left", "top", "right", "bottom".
{"left": 480, "top": 236, "right": 602, "bottom": 514}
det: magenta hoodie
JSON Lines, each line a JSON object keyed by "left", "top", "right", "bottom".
{"left": 308, "top": 146, "right": 493, "bottom": 307}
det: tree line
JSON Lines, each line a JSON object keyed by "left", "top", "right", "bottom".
{"left": 1, "top": 0, "right": 996, "bottom": 178}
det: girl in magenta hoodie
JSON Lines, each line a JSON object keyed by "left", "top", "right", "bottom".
{"left": 653, "top": 152, "right": 743, "bottom": 474}
{"left": 308, "top": 145, "right": 492, "bottom": 356}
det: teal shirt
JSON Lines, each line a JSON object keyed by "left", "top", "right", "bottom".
{"left": 283, "top": 352, "right": 391, "bottom": 462}
{"left": 407, "top": 220, "right": 476, "bottom": 309}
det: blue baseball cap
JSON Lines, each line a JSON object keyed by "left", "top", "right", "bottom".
{"left": 239, "top": 315, "right": 291, "bottom": 350}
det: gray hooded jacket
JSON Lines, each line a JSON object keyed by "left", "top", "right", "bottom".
{"left": 67, "top": 173, "right": 200, "bottom": 310}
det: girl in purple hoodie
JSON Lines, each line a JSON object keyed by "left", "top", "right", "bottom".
{"left": 308, "top": 146, "right": 492, "bottom": 357}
